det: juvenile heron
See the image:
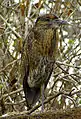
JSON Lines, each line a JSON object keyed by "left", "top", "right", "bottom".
{"left": 23, "top": 14, "right": 68, "bottom": 110}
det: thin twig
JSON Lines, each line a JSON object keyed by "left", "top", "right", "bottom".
{"left": 0, "top": 88, "right": 23, "bottom": 100}
{"left": 0, "top": 14, "right": 22, "bottom": 39}
{"left": 56, "top": 61, "right": 81, "bottom": 69}
{"left": 0, "top": 59, "right": 19, "bottom": 73}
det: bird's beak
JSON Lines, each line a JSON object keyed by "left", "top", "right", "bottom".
{"left": 54, "top": 19, "right": 69, "bottom": 25}
{"left": 59, "top": 19, "right": 69, "bottom": 25}
{"left": 48, "top": 19, "right": 70, "bottom": 28}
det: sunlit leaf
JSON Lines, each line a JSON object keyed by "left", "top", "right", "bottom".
{"left": 68, "top": 39, "right": 74, "bottom": 44}
{"left": 0, "top": 84, "right": 3, "bottom": 89}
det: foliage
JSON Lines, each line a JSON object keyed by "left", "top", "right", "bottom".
{"left": 0, "top": 0, "right": 81, "bottom": 116}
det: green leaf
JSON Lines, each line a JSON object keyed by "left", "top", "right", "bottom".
{"left": 79, "top": 100, "right": 81, "bottom": 104}
{"left": 0, "top": 84, "right": 3, "bottom": 89}
{"left": 68, "top": 39, "right": 74, "bottom": 44}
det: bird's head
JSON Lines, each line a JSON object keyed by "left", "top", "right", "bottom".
{"left": 35, "top": 14, "right": 68, "bottom": 29}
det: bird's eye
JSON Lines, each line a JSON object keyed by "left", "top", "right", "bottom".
{"left": 53, "top": 15, "right": 58, "bottom": 19}
{"left": 44, "top": 17, "right": 50, "bottom": 21}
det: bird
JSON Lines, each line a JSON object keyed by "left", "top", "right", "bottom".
{"left": 23, "top": 14, "right": 68, "bottom": 110}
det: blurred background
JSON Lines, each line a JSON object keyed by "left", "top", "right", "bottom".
{"left": 0, "top": 0, "right": 81, "bottom": 115}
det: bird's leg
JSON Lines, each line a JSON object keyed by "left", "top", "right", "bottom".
{"left": 41, "top": 84, "right": 45, "bottom": 112}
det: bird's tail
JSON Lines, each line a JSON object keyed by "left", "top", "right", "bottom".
{"left": 23, "top": 64, "right": 40, "bottom": 109}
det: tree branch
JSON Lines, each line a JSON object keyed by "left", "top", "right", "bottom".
{"left": 0, "top": 14, "right": 22, "bottom": 39}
